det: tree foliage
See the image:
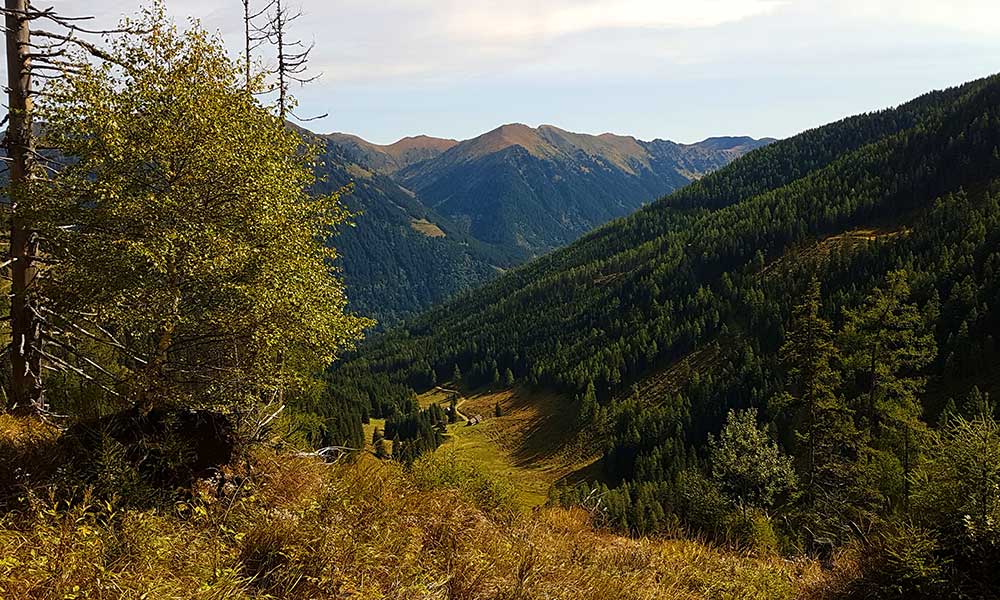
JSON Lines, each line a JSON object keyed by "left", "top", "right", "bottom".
{"left": 33, "top": 8, "right": 370, "bottom": 412}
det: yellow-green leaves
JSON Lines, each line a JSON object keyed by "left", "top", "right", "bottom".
{"left": 35, "top": 7, "right": 371, "bottom": 411}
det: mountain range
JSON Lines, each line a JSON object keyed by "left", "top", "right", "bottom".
{"left": 315, "top": 124, "right": 772, "bottom": 324}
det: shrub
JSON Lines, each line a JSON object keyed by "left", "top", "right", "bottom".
{"left": 850, "top": 521, "right": 949, "bottom": 600}
{"left": 410, "top": 450, "right": 518, "bottom": 517}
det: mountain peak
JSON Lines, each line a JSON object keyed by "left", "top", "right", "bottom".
{"left": 465, "top": 123, "right": 554, "bottom": 160}
{"left": 323, "top": 132, "right": 458, "bottom": 174}
{"left": 383, "top": 134, "right": 459, "bottom": 155}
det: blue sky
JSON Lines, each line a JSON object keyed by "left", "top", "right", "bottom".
{"left": 69, "top": 1, "right": 1000, "bottom": 143}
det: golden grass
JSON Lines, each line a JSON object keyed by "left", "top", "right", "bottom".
{"left": 410, "top": 218, "right": 447, "bottom": 238}
{"left": 0, "top": 439, "right": 835, "bottom": 600}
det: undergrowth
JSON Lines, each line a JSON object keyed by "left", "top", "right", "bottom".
{"left": 0, "top": 415, "right": 836, "bottom": 599}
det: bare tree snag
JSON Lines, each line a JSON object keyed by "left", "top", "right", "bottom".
{"left": 4, "top": 0, "right": 43, "bottom": 413}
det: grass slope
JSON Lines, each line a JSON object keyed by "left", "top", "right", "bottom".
{"left": 0, "top": 415, "right": 836, "bottom": 600}
{"left": 418, "top": 385, "right": 602, "bottom": 508}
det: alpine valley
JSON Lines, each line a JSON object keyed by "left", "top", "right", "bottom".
{"left": 315, "top": 124, "right": 772, "bottom": 324}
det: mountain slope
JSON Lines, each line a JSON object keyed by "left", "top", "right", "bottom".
{"left": 309, "top": 141, "right": 521, "bottom": 326}
{"left": 319, "top": 125, "right": 766, "bottom": 325}
{"left": 322, "top": 132, "right": 457, "bottom": 175}
{"left": 391, "top": 124, "right": 773, "bottom": 253}
{"left": 329, "top": 74, "right": 1000, "bottom": 507}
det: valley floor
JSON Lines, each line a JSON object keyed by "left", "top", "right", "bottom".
{"left": 416, "top": 385, "right": 603, "bottom": 508}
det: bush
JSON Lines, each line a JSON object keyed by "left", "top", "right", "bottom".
{"left": 409, "top": 450, "right": 518, "bottom": 517}
{"left": 675, "top": 469, "right": 730, "bottom": 537}
{"left": 850, "top": 521, "right": 949, "bottom": 600}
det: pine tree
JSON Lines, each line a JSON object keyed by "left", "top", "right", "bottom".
{"left": 494, "top": 401, "right": 503, "bottom": 417}
{"left": 503, "top": 368, "right": 515, "bottom": 387}
{"left": 448, "top": 395, "right": 459, "bottom": 424}
{"left": 452, "top": 364, "right": 462, "bottom": 385}
{"left": 391, "top": 433, "right": 401, "bottom": 458}
{"left": 577, "top": 380, "right": 598, "bottom": 427}
{"left": 839, "top": 270, "right": 936, "bottom": 508}
{"left": 962, "top": 386, "right": 994, "bottom": 419}
{"left": 778, "top": 278, "right": 861, "bottom": 511}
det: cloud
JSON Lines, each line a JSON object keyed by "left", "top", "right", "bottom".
{"left": 14, "top": 1, "right": 1000, "bottom": 143}
{"left": 438, "top": 0, "right": 789, "bottom": 39}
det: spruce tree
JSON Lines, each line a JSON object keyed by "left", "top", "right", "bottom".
{"left": 778, "top": 278, "right": 861, "bottom": 512}
{"left": 840, "top": 270, "right": 936, "bottom": 507}
{"left": 577, "top": 380, "right": 598, "bottom": 427}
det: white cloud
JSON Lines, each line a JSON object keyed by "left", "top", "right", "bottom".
{"left": 15, "top": 1, "right": 1000, "bottom": 142}
{"left": 838, "top": 0, "right": 1000, "bottom": 35}
{"left": 437, "top": 0, "right": 789, "bottom": 40}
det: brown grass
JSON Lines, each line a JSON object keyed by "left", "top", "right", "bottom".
{"left": 410, "top": 218, "right": 447, "bottom": 238}
{"left": 0, "top": 417, "right": 843, "bottom": 599}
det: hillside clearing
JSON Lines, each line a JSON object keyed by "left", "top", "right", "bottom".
{"left": 418, "top": 385, "right": 602, "bottom": 508}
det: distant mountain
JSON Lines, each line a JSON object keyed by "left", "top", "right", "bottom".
{"left": 307, "top": 140, "right": 521, "bottom": 327}
{"left": 317, "top": 124, "right": 770, "bottom": 324}
{"left": 336, "top": 124, "right": 773, "bottom": 254}
{"left": 323, "top": 133, "right": 458, "bottom": 175}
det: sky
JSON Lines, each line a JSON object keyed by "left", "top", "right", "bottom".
{"left": 33, "top": 1, "right": 1000, "bottom": 144}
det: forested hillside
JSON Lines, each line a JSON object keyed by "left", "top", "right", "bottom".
{"left": 308, "top": 139, "right": 521, "bottom": 325}
{"left": 391, "top": 124, "right": 772, "bottom": 253}
{"left": 329, "top": 75, "right": 1000, "bottom": 598}
{"left": 318, "top": 125, "right": 767, "bottom": 325}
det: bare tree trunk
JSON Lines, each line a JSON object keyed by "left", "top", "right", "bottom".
{"left": 275, "top": 0, "right": 286, "bottom": 119}
{"left": 4, "top": 0, "right": 42, "bottom": 414}
{"left": 243, "top": 0, "right": 252, "bottom": 90}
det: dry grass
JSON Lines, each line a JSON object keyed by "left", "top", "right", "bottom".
{"left": 410, "top": 218, "right": 447, "bottom": 238}
{"left": 0, "top": 417, "right": 839, "bottom": 599}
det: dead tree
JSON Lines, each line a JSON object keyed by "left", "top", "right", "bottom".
{"left": 240, "top": 0, "right": 274, "bottom": 91}
{"left": 1, "top": 1, "right": 120, "bottom": 414}
{"left": 261, "top": 0, "right": 324, "bottom": 121}
{"left": 4, "top": 0, "right": 41, "bottom": 414}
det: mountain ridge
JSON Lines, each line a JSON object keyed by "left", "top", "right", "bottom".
{"left": 314, "top": 123, "right": 772, "bottom": 323}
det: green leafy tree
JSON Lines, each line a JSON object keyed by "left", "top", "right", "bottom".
{"left": 709, "top": 408, "right": 797, "bottom": 511}
{"left": 35, "top": 9, "right": 370, "bottom": 412}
